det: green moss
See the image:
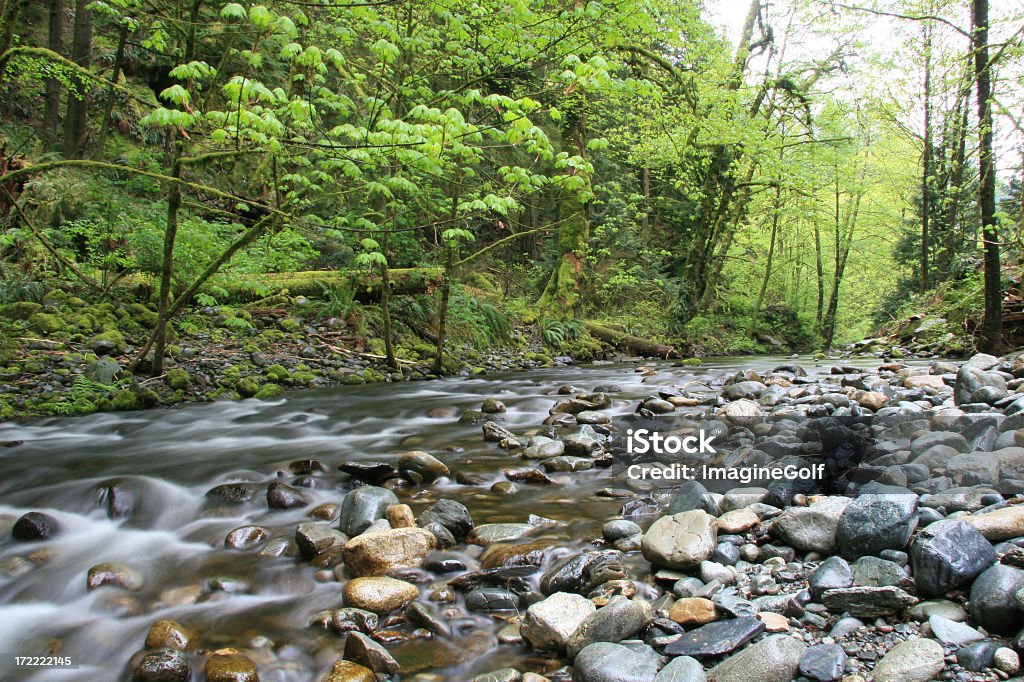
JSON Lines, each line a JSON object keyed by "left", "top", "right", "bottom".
{"left": 129, "top": 303, "right": 159, "bottom": 328}
{"left": 0, "top": 400, "right": 14, "bottom": 420}
{"left": 265, "top": 364, "right": 289, "bottom": 382}
{"left": 291, "top": 371, "right": 314, "bottom": 385}
{"left": 679, "top": 358, "right": 702, "bottom": 366}
{"left": 470, "top": 366, "right": 487, "bottom": 376}
{"left": 237, "top": 377, "right": 261, "bottom": 397}
{"left": 341, "top": 373, "right": 365, "bottom": 385}
{"left": 0, "top": 302, "right": 42, "bottom": 320}
{"left": 28, "top": 313, "right": 65, "bottom": 333}
{"left": 136, "top": 388, "right": 160, "bottom": 407}
{"left": 278, "top": 317, "right": 303, "bottom": 333}
{"left": 86, "top": 330, "right": 127, "bottom": 354}
{"left": 165, "top": 368, "right": 191, "bottom": 389}
{"left": 254, "top": 383, "right": 284, "bottom": 400}
{"left": 110, "top": 389, "right": 140, "bottom": 411}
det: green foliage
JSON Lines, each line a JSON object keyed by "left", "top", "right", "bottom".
{"left": 538, "top": 317, "right": 586, "bottom": 349}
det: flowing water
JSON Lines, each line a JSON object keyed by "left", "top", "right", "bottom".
{"left": 0, "top": 355, "right": 886, "bottom": 681}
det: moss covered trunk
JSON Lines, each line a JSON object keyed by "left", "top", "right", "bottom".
{"left": 537, "top": 192, "right": 588, "bottom": 317}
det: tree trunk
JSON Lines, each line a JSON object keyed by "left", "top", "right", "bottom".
{"left": 749, "top": 183, "right": 782, "bottom": 336}
{"left": 973, "top": 0, "right": 1002, "bottom": 353}
{"left": 584, "top": 322, "right": 679, "bottom": 359}
{"left": 44, "top": 0, "right": 64, "bottom": 146}
{"left": 150, "top": 148, "right": 183, "bottom": 376}
{"left": 822, "top": 172, "right": 865, "bottom": 349}
{"left": 63, "top": 0, "right": 92, "bottom": 159}
{"left": 920, "top": 24, "right": 932, "bottom": 291}
{"left": 0, "top": 0, "right": 29, "bottom": 55}
{"left": 94, "top": 23, "right": 129, "bottom": 158}
{"left": 433, "top": 192, "right": 459, "bottom": 375}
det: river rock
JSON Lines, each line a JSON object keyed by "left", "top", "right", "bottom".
{"left": 344, "top": 631, "right": 400, "bottom": 674}
{"left": 655, "top": 656, "right": 706, "bottom": 682}
{"left": 668, "top": 597, "right": 717, "bottom": 626}
{"left": 770, "top": 497, "right": 850, "bottom": 553}
{"left": 328, "top": 607, "right": 378, "bottom": 633}
{"left": 663, "top": 616, "right": 765, "bottom": 657}
{"left": 467, "top": 523, "right": 535, "bottom": 546}
{"left": 969, "top": 563, "right": 1024, "bottom": 634}
{"left": 398, "top": 451, "right": 449, "bottom": 484}
{"left": 87, "top": 562, "right": 144, "bottom": 591}
{"left": 204, "top": 654, "right": 258, "bottom": 682}
{"left": 466, "top": 586, "right": 520, "bottom": 611}
{"left": 642, "top": 510, "right": 717, "bottom": 570}
{"left": 566, "top": 595, "right": 652, "bottom": 658}
{"left": 225, "top": 525, "right": 269, "bottom": 551}
{"left": 835, "top": 494, "right": 918, "bottom": 560}
{"left": 132, "top": 649, "right": 190, "bottom": 682}
{"left": 705, "top": 633, "right": 806, "bottom": 682}
{"left": 928, "top": 615, "right": 984, "bottom": 647}
{"left": 320, "top": 660, "right": 375, "bottom": 682}
{"left": 339, "top": 486, "right": 399, "bottom": 536}
{"left": 909, "top": 599, "right": 968, "bottom": 622}
{"left": 718, "top": 399, "right": 763, "bottom": 424}
{"left": 540, "top": 550, "right": 627, "bottom": 595}
{"left": 12, "top": 511, "right": 58, "bottom": 541}
{"left": 821, "top": 586, "right": 917, "bottom": 616}
{"left": 417, "top": 498, "right": 474, "bottom": 541}
{"left": 872, "top": 638, "right": 944, "bottom": 682}
{"left": 995, "top": 648, "right": 1020, "bottom": 675}
{"left": 573, "top": 642, "right": 663, "bottom": 682}
{"left": 296, "top": 523, "right": 346, "bottom": 558}
{"left": 266, "top": 481, "right": 307, "bottom": 509}
{"left": 799, "top": 643, "right": 846, "bottom": 682}
{"left": 808, "top": 555, "right": 854, "bottom": 601}
{"left": 955, "top": 365, "right": 1008, "bottom": 405}
{"left": 145, "top": 620, "right": 191, "bottom": 651}
{"left": 342, "top": 527, "right": 435, "bottom": 576}
{"left": 963, "top": 505, "right": 1024, "bottom": 540}
{"left": 521, "top": 592, "right": 596, "bottom": 651}
{"left": 909, "top": 518, "right": 995, "bottom": 596}
{"left": 343, "top": 576, "right": 419, "bottom": 612}
{"left": 717, "top": 508, "right": 759, "bottom": 534}
{"left": 957, "top": 640, "right": 1001, "bottom": 671}
{"left": 603, "top": 519, "right": 642, "bottom": 542}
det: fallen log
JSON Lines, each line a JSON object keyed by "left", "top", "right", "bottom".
{"left": 213, "top": 268, "right": 443, "bottom": 303}
{"left": 583, "top": 321, "right": 680, "bottom": 359}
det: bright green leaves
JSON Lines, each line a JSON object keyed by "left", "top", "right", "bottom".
{"left": 220, "top": 3, "right": 247, "bottom": 21}
{"left": 159, "top": 84, "right": 190, "bottom": 107}
{"left": 354, "top": 238, "right": 387, "bottom": 269}
{"left": 372, "top": 39, "right": 401, "bottom": 64}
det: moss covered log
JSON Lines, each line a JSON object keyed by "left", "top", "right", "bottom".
{"left": 213, "top": 268, "right": 444, "bottom": 303}
{"left": 584, "top": 321, "right": 680, "bottom": 359}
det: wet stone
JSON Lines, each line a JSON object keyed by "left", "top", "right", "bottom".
{"left": 956, "top": 640, "right": 1001, "bottom": 672}
{"left": 465, "top": 586, "right": 520, "bottom": 611}
{"left": 343, "top": 576, "right": 419, "bottom": 613}
{"left": 566, "top": 595, "right": 652, "bottom": 659}
{"left": 417, "top": 499, "right": 474, "bottom": 541}
{"left": 821, "top": 586, "right": 917, "bottom": 617}
{"left": 12, "top": 511, "right": 58, "bottom": 541}
{"left": 266, "top": 481, "right": 307, "bottom": 510}
{"left": 909, "top": 518, "right": 996, "bottom": 596}
{"left": 87, "top": 562, "right": 144, "bottom": 591}
{"left": 662, "top": 616, "right": 765, "bottom": 657}
{"left": 145, "top": 620, "right": 191, "bottom": 651}
{"left": 344, "top": 631, "right": 400, "bottom": 675}
{"left": 132, "top": 649, "right": 190, "bottom": 682}
{"left": 225, "top": 525, "right": 269, "bottom": 551}
{"left": 799, "top": 643, "right": 847, "bottom": 682}
{"left": 572, "top": 642, "right": 663, "bottom": 682}
{"left": 295, "top": 523, "right": 346, "bottom": 558}
{"left": 969, "top": 563, "right": 1024, "bottom": 634}
{"left": 809, "top": 556, "right": 854, "bottom": 601}
{"left": 329, "top": 607, "right": 378, "bottom": 633}
{"left": 320, "top": 660, "right": 376, "bottom": 682}
{"left": 204, "top": 654, "right": 258, "bottom": 682}
{"left": 540, "top": 550, "right": 627, "bottom": 595}
{"left": 339, "top": 486, "right": 399, "bottom": 536}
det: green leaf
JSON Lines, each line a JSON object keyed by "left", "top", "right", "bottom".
{"left": 220, "top": 2, "right": 246, "bottom": 20}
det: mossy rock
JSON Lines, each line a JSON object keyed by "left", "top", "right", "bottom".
{"left": 290, "top": 371, "right": 314, "bottom": 386}
{"left": 254, "top": 383, "right": 284, "bottom": 400}
{"left": 678, "top": 358, "right": 702, "bottom": 366}
{"left": 0, "top": 302, "right": 42, "bottom": 320}
{"left": 0, "top": 400, "right": 14, "bottom": 420}
{"left": 110, "top": 389, "right": 140, "bottom": 411}
{"left": 265, "top": 364, "right": 290, "bottom": 382}
{"left": 129, "top": 303, "right": 158, "bottom": 327}
{"left": 71, "top": 313, "right": 98, "bottom": 332}
{"left": 28, "top": 313, "right": 65, "bottom": 334}
{"left": 361, "top": 369, "right": 385, "bottom": 383}
{"left": 278, "top": 317, "right": 303, "bottom": 333}
{"left": 341, "top": 373, "right": 366, "bottom": 385}
{"left": 237, "top": 378, "right": 261, "bottom": 397}
{"left": 165, "top": 368, "right": 191, "bottom": 389}
{"left": 470, "top": 366, "right": 487, "bottom": 376}
{"left": 87, "top": 330, "right": 127, "bottom": 355}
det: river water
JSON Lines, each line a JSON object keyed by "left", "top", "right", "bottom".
{"left": 0, "top": 354, "right": 885, "bottom": 681}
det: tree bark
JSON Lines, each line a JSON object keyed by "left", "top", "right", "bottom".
{"left": 749, "top": 183, "right": 782, "bottom": 336}
{"left": 94, "top": 23, "right": 129, "bottom": 158}
{"left": 44, "top": 0, "right": 64, "bottom": 146}
{"left": 0, "top": 0, "right": 29, "bottom": 55}
{"left": 63, "top": 0, "right": 92, "bottom": 159}
{"left": 584, "top": 322, "right": 680, "bottom": 359}
{"left": 920, "top": 23, "right": 932, "bottom": 291}
{"left": 973, "top": 0, "right": 1002, "bottom": 353}
{"left": 150, "top": 147, "right": 183, "bottom": 376}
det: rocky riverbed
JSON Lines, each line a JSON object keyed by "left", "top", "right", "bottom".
{"left": 5, "top": 352, "right": 1024, "bottom": 681}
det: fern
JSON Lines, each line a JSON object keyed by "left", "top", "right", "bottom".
{"left": 539, "top": 317, "right": 585, "bottom": 349}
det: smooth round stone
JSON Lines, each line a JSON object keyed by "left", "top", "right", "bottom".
{"left": 836, "top": 494, "right": 918, "bottom": 560}
{"left": 668, "top": 597, "right": 717, "bottom": 626}
{"left": 398, "top": 451, "right": 449, "bottom": 484}
{"left": 956, "top": 640, "right": 1001, "bottom": 671}
{"left": 970, "top": 563, "right": 1024, "bottom": 634}
{"left": 573, "top": 642, "right": 663, "bottom": 682}
{"left": 603, "top": 520, "right": 642, "bottom": 543}
{"left": 225, "top": 525, "right": 268, "bottom": 550}
{"left": 343, "top": 577, "right": 419, "bottom": 612}
{"left": 655, "top": 656, "right": 706, "bottom": 682}
{"left": 204, "top": 654, "right": 258, "bottom": 682}
{"left": 481, "top": 398, "right": 506, "bottom": 414}
{"left": 871, "top": 638, "right": 944, "bottom": 682}
{"left": 909, "top": 599, "right": 968, "bottom": 622}
{"left": 705, "top": 633, "right": 805, "bottom": 682}
{"left": 339, "top": 486, "right": 399, "bottom": 536}
{"left": 520, "top": 592, "right": 596, "bottom": 651}
{"left": 641, "top": 511, "right": 717, "bottom": 570}
{"left": 132, "top": 649, "right": 190, "bottom": 682}
{"left": 718, "top": 508, "right": 760, "bottom": 533}
{"left": 466, "top": 587, "right": 520, "bottom": 611}
{"left": 12, "top": 511, "right": 59, "bottom": 541}
{"left": 577, "top": 410, "right": 610, "bottom": 424}
{"left": 320, "top": 660, "right": 376, "bottom": 682}
{"left": 266, "top": 481, "right": 307, "bottom": 509}
{"left": 713, "top": 542, "right": 741, "bottom": 566}
{"left": 87, "top": 562, "right": 144, "bottom": 591}
{"left": 342, "top": 527, "right": 436, "bottom": 576}
{"left": 994, "top": 647, "right": 1021, "bottom": 674}
{"left": 144, "top": 620, "right": 191, "bottom": 651}
{"left": 808, "top": 556, "right": 853, "bottom": 601}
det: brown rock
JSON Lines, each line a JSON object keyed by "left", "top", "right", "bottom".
{"left": 480, "top": 539, "right": 556, "bottom": 569}
{"left": 320, "top": 660, "right": 375, "bottom": 682}
{"left": 343, "top": 576, "right": 419, "bottom": 612}
{"left": 144, "top": 620, "right": 191, "bottom": 650}
{"left": 717, "top": 509, "right": 760, "bottom": 534}
{"left": 758, "top": 612, "right": 790, "bottom": 632}
{"left": 903, "top": 375, "right": 947, "bottom": 390}
{"left": 963, "top": 506, "right": 1024, "bottom": 541}
{"left": 857, "top": 391, "right": 888, "bottom": 410}
{"left": 205, "top": 654, "right": 258, "bottom": 682}
{"left": 309, "top": 503, "right": 339, "bottom": 521}
{"left": 342, "top": 527, "right": 435, "bottom": 576}
{"left": 224, "top": 526, "right": 268, "bottom": 550}
{"left": 385, "top": 504, "right": 416, "bottom": 528}
{"left": 668, "top": 597, "right": 717, "bottom": 626}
